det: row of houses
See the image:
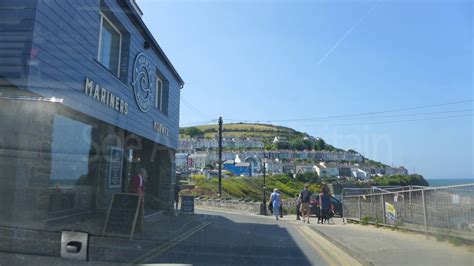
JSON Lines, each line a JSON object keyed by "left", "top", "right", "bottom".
{"left": 179, "top": 137, "right": 264, "bottom": 150}
{"left": 176, "top": 152, "right": 408, "bottom": 179}
{"left": 177, "top": 150, "right": 364, "bottom": 168}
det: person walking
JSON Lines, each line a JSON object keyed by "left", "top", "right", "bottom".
{"left": 174, "top": 182, "right": 181, "bottom": 210}
{"left": 129, "top": 168, "right": 147, "bottom": 233}
{"left": 270, "top": 188, "right": 282, "bottom": 220}
{"left": 296, "top": 193, "right": 301, "bottom": 221}
{"left": 129, "top": 168, "right": 147, "bottom": 196}
{"left": 319, "top": 185, "right": 332, "bottom": 224}
{"left": 278, "top": 190, "right": 284, "bottom": 218}
{"left": 299, "top": 184, "right": 312, "bottom": 224}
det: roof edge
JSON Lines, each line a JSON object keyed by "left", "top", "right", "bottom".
{"left": 120, "top": 0, "right": 185, "bottom": 88}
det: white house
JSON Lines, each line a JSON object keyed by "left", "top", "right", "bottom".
{"left": 351, "top": 168, "right": 369, "bottom": 180}
{"left": 265, "top": 160, "right": 284, "bottom": 174}
{"left": 175, "top": 153, "right": 189, "bottom": 170}
{"left": 295, "top": 165, "right": 316, "bottom": 174}
{"left": 315, "top": 162, "right": 339, "bottom": 178}
{"left": 188, "top": 153, "right": 209, "bottom": 169}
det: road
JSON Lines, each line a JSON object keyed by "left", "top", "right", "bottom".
{"left": 138, "top": 208, "right": 361, "bottom": 266}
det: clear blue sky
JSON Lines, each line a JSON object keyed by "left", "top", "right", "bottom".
{"left": 138, "top": 0, "right": 473, "bottom": 180}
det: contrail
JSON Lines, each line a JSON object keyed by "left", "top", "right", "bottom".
{"left": 317, "top": 3, "right": 378, "bottom": 65}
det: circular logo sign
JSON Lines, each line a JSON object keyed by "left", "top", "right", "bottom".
{"left": 132, "top": 53, "right": 153, "bottom": 112}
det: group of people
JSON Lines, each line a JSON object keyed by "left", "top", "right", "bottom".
{"left": 269, "top": 184, "right": 334, "bottom": 224}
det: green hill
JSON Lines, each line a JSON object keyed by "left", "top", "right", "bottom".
{"left": 180, "top": 123, "right": 342, "bottom": 151}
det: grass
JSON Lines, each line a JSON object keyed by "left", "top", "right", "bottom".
{"left": 181, "top": 123, "right": 302, "bottom": 141}
{"left": 448, "top": 236, "right": 464, "bottom": 246}
{"left": 184, "top": 174, "right": 322, "bottom": 201}
{"left": 361, "top": 216, "right": 370, "bottom": 225}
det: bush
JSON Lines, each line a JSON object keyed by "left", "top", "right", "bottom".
{"left": 191, "top": 174, "right": 206, "bottom": 182}
{"left": 448, "top": 236, "right": 463, "bottom": 246}
{"left": 361, "top": 216, "right": 370, "bottom": 225}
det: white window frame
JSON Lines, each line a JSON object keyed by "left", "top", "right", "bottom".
{"left": 155, "top": 76, "right": 163, "bottom": 111}
{"left": 97, "top": 13, "right": 122, "bottom": 77}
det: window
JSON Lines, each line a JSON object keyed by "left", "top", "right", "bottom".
{"left": 98, "top": 14, "right": 122, "bottom": 77}
{"left": 49, "top": 115, "right": 94, "bottom": 213}
{"left": 155, "top": 76, "right": 163, "bottom": 111}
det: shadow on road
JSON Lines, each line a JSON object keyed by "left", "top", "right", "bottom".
{"left": 0, "top": 211, "right": 314, "bottom": 265}
{"left": 146, "top": 212, "right": 313, "bottom": 266}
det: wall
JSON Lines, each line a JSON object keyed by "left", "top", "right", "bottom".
{"left": 26, "top": 0, "right": 181, "bottom": 149}
{"left": 0, "top": 0, "right": 37, "bottom": 84}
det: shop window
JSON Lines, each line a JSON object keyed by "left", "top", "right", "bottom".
{"left": 98, "top": 13, "right": 122, "bottom": 77}
{"left": 49, "top": 115, "right": 94, "bottom": 214}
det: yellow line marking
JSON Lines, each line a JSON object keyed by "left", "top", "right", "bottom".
{"left": 294, "top": 226, "right": 339, "bottom": 266}
{"left": 295, "top": 225, "right": 361, "bottom": 266}
{"left": 133, "top": 221, "right": 211, "bottom": 263}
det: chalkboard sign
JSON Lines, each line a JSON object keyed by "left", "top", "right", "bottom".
{"left": 107, "top": 147, "right": 123, "bottom": 188}
{"left": 103, "top": 193, "right": 142, "bottom": 238}
{"left": 181, "top": 196, "right": 194, "bottom": 214}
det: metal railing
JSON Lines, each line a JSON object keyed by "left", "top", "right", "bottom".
{"left": 342, "top": 183, "right": 474, "bottom": 241}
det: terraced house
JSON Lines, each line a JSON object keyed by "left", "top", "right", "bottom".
{"left": 0, "top": 0, "right": 184, "bottom": 229}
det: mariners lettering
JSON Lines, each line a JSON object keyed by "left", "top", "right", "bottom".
{"left": 84, "top": 78, "right": 128, "bottom": 115}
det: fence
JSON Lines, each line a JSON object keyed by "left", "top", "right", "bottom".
{"left": 342, "top": 183, "right": 474, "bottom": 241}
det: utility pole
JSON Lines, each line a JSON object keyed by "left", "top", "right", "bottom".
{"left": 262, "top": 159, "right": 267, "bottom": 215}
{"left": 218, "top": 117, "right": 223, "bottom": 198}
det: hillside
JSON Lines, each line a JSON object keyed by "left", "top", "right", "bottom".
{"left": 181, "top": 123, "right": 303, "bottom": 139}
{"left": 180, "top": 123, "right": 342, "bottom": 151}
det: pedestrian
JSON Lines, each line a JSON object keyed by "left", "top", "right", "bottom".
{"left": 129, "top": 168, "right": 147, "bottom": 196}
{"left": 129, "top": 168, "right": 147, "bottom": 232}
{"left": 296, "top": 194, "right": 302, "bottom": 220}
{"left": 270, "top": 188, "right": 282, "bottom": 220}
{"left": 278, "top": 190, "right": 284, "bottom": 218}
{"left": 298, "top": 184, "right": 312, "bottom": 224}
{"left": 319, "top": 185, "right": 332, "bottom": 224}
{"left": 174, "top": 182, "right": 181, "bottom": 210}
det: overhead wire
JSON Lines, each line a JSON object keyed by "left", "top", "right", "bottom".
{"left": 181, "top": 97, "right": 215, "bottom": 120}
{"left": 225, "top": 99, "right": 474, "bottom": 123}
{"left": 301, "top": 113, "right": 473, "bottom": 127}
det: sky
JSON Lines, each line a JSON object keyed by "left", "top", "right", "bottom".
{"left": 138, "top": 0, "right": 473, "bottom": 180}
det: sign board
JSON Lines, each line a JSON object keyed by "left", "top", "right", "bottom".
{"left": 103, "top": 193, "right": 142, "bottom": 238}
{"left": 385, "top": 202, "right": 397, "bottom": 224}
{"left": 181, "top": 196, "right": 194, "bottom": 214}
{"left": 107, "top": 147, "right": 123, "bottom": 188}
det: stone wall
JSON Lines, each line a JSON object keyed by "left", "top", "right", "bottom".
{"left": 194, "top": 199, "right": 262, "bottom": 214}
{"left": 194, "top": 198, "right": 299, "bottom": 215}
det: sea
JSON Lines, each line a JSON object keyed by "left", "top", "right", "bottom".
{"left": 427, "top": 178, "right": 474, "bottom": 187}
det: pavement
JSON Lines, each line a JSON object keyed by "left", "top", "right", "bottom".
{"left": 309, "top": 217, "right": 474, "bottom": 266}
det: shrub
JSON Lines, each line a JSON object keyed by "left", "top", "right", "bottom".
{"left": 361, "top": 216, "right": 370, "bottom": 225}
{"left": 448, "top": 236, "right": 463, "bottom": 246}
{"left": 191, "top": 174, "right": 206, "bottom": 182}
